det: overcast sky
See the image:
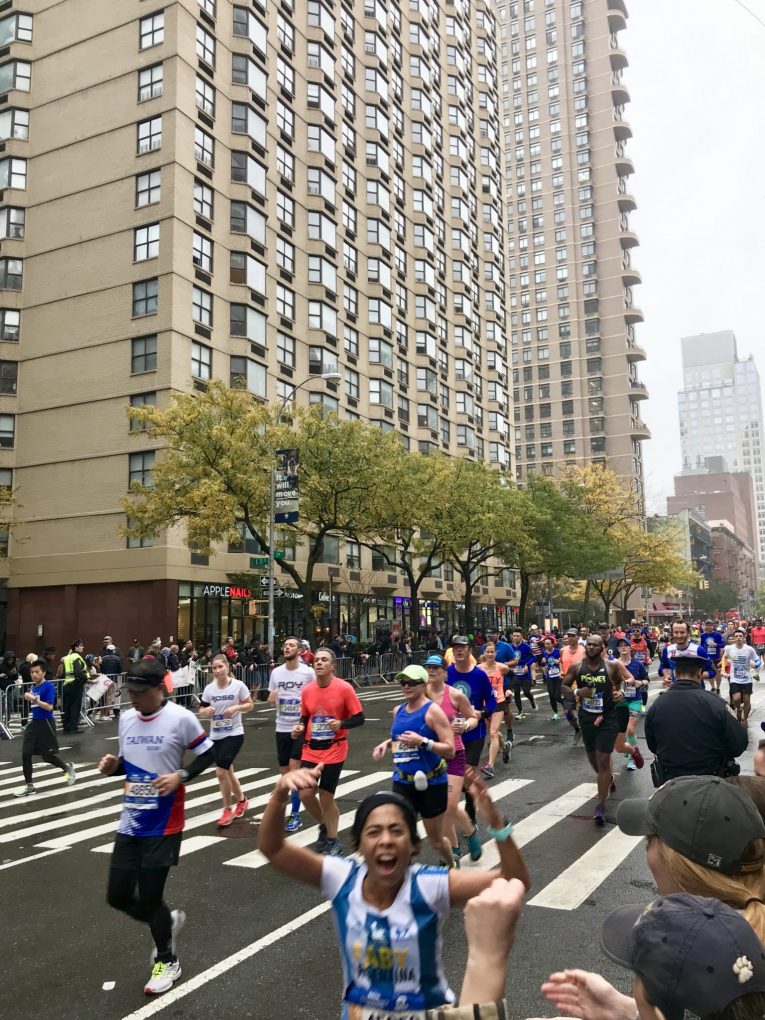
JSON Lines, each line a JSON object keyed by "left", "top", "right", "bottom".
{"left": 623, "top": 0, "right": 765, "bottom": 512}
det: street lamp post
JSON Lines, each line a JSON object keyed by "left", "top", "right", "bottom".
{"left": 266, "top": 371, "right": 340, "bottom": 659}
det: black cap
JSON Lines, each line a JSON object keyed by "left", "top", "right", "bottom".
{"left": 350, "top": 791, "right": 420, "bottom": 850}
{"left": 600, "top": 894, "right": 765, "bottom": 1019}
{"left": 123, "top": 658, "right": 166, "bottom": 692}
{"left": 451, "top": 635, "right": 470, "bottom": 646}
{"left": 617, "top": 776, "right": 765, "bottom": 876}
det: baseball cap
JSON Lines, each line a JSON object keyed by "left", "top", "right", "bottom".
{"left": 565, "top": 628, "right": 579, "bottom": 636}
{"left": 600, "top": 893, "right": 765, "bottom": 1020}
{"left": 451, "top": 635, "right": 470, "bottom": 646}
{"left": 423, "top": 654, "right": 447, "bottom": 669}
{"left": 617, "top": 776, "right": 765, "bottom": 876}
{"left": 394, "top": 664, "right": 428, "bottom": 684}
{"left": 673, "top": 651, "right": 710, "bottom": 669}
{"left": 123, "top": 658, "right": 166, "bottom": 691}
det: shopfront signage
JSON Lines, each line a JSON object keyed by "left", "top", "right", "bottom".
{"left": 201, "top": 584, "right": 252, "bottom": 599}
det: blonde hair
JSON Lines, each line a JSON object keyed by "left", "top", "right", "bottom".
{"left": 656, "top": 836, "right": 765, "bottom": 944}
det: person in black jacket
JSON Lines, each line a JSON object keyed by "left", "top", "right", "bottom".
{"left": 646, "top": 651, "right": 748, "bottom": 784}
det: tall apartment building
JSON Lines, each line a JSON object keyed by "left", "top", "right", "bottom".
{"left": 497, "top": 0, "right": 648, "bottom": 505}
{"left": 1, "top": 0, "right": 517, "bottom": 654}
{"left": 677, "top": 331, "right": 765, "bottom": 567}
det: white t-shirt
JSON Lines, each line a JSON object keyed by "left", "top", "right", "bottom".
{"left": 200, "top": 678, "right": 251, "bottom": 738}
{"left": 724, "top": 644, "right": 760, "bottom": 685}
{"left": 268, "top": 661, "right": 316, "bottom": 733}
{"left": 117, "top": 701, "right": 213, "bottom": 837}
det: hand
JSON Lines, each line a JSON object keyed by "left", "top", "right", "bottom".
{"left": 199, "top": 706, "right": 215, "bottom": 719}
{"left": 275, "top": 763, "right": 324, "bottom": 796}
{"left": 540, "top": 969, "right": 637, "bottom": 1020}
{"left": 23, "top": 691, "right": 37, "bottom": 702}
{"left": 372, "top": 741, "right": 389, "bottom": 762}
{"left": 99, "top": 753, "right": 120, "bottom": 776}
{"left": 153, "top": 772, "right": 183, "bottom": 796}
{"left": 222, "top": 706, "right": 238, "bottom": 718}
{"left": 326, "top": 718, "right": 342, "bottom": 733}
{"left": 464, "top": 877, "right": 525, "bottom": 968}
{"left": 398, "top": 730, "right": 424, "bottom": 748}
{"left": 613, "top": 689, "right": 624, "bottom": 703}
{"left": 577, "top": 686, "right": 592, "bottom": 698}
{"left": 291, "top": 723, "right": 305, "bottom": 739}
{"left": 662, "top": 675, "right": 672, "bottom": 688}
{"left": 451, "top": 717, "right": 466, "bottom": 734}
{"left": 465, "top": 767, "right": 504, "bottom": 829}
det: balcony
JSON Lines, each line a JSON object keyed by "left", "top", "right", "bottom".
{"left": 608, "top": 0, "right": 629, "bottom": 13}
{"left": 615, "top": 152, "right": 635, "bottom": 176}
{"left": 621, "top": 263, "right": 642, "bottom": 286}
{"left": 630, "top": 380, "right": 649, "bottom": 400}
{"left": 609, "top": 45, "right": 628, "bottom": 71}
{"left": 613, "top": 118, "right": 632, "bottom": 142}
{"left": 624, "top": 305, "right": 644, "bottom": 324}
{"left": 619, "top": 228, "right": 640, "bottom": 249}
{"left": 608, "top": 7, "right": 627, "bottom": 33}
{"left": 626, "top": 342, "right": 647, "bottom": 363}
{"left": 630, "top": 417, "right": 651, "bottom": 440}
{"left": 611, "top": 77, "right": 630, "bottom": 106}
{"left": 618, "top": 190, "right": 637, "bottom": 213}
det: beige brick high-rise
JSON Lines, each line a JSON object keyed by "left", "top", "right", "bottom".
{"left": 497, "top": 0, "right": 648, "bottom": 506}
{"left": 2, "top": 0, "right": 519, "bottom": 654}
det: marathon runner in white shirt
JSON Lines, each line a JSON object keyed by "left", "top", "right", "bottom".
{"left": 722, "top": 629, "right": 762, "bottom": 725}
{"left": 268, "top": 636, "right": 316, "bottom": 831}
{"left": 198, "top": 653, "right": 253, "bottom": 828}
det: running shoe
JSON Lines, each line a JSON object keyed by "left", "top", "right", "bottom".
{"left": 551, "top": 713, "right": 560, "bottom": 721}
{"left": 531, "top": 702, "right": 539, "bottom": 712}
{"left": 14, "top": 784, "right": 36, "bottom": 798}
{"left": 65, "top": 762, "right": 77, "bottom": 786}
{"left": 284, "top": 813, "right": 302, "bottom": 833}
{"left": 150, "top": 909, "right": 186, "bottom": 965}
{"left": 451, "top": 845, "right": 463, "bottom": 862}
{"left": 501, "top": 740, "right": 511, "bottom": 765}
{"left": 217, "top": 808, "right": 235, "bottom": 828}
{"left": 515, "top": 712, "right": 527, "bottom": 721}
{"left": 310, "top": 823, "right": 328, "bottom": 852}
{"left": 480, "top": 762, "right": 495, "bottom": 779}
{"left": 323, "top": 838, "right": 344, "bottom": 857}
{"left": 233, "top": 797, "right": 249, "bottom": 819}
{"left": 631, "top": 746, "right": 645, "bottom": 770}
{"left": 640, "top": 704, "right": 647, "bottom": 714}
{"left": 466, "top": 827, "right": 483, "bottom": 862}
{"left": 593, "top": 804, "right": 606, "bottom": 827}
{"left": 573, "top": 729, "right": 582, "bottom": 745}
{"left": 626, "top": 757, "right": 637, "bottom": 771}
{"left": 144, "top": 960, "right": 182, "bottom": 995}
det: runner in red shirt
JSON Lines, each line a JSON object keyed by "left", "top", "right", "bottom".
{"left": 292, "top": 648, "right": 364, "bottom": 856}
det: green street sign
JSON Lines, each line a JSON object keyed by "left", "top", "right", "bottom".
{"left": 250, "top": 556, "right": 269, "bottom": 568}
{"left": 273, "top": 549, "right": 285, "bottom": 561}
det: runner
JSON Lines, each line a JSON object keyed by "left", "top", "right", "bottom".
{"left": 722, "top": 629, "right": 761, "bottom": 725}
{"left": 559, "top": 628, "right": 584, "bottom": 742}
{"left": 372, "top": 664, "right": 456, "bottom": 866}
{"left": 446, "top": 635, "right": 497, "bottom": 862}
{"left": 526, "top": 623, "right": 544, "bottom": 680}
{"left": 615, "top": 638, "right": 649, "bottom": 772}
{"left": 540, "top": 636, "right": 562, "bottom": 720}
{"left": 198, "top": 652, "right": 253, "bottom": 827}
{"left": 751, "top": 618, "right": 765, "bottom": 681}
{"left": 658, "top": 619, "right": 714, "bottom": 688}
{"left": 98, "top": 657, "right": 215, "bottom": 995}
{"left": 258, "top": 769, "right": 529, "bottom": 1017}
{"left": 507, "top": 628, "right": 537, "bottom": 719}
{"left": 268, "top": 636, "right": 316, "bottom": 831}
{"left": 701, "top": 618, "right": 726, "bottom": 694}
{"left": 476, "top": 640, "right": 511, "bottom": 776}
{"left": 15, "top": 659, "right": 76, "bottom": 797}
{"left": 291, "top": 647, "right": 364, "bottom": 856}
{"left": 424, "top": 653, "right": 480, "bottom": 865}
{"left": 562, "top": 634, "right": 630, "bottom": 825}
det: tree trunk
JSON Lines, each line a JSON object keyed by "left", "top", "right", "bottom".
{"left": 519, "top": 570, "right": 530, "bottom": 628}
{"left": 464, "top": 574, "right": 475, "bottom": 636}
{"left": 404, "top": 567, "right": 422, "bottom": 637}
{"left": 581, "top": 579, "right": 591, "bottom": 624}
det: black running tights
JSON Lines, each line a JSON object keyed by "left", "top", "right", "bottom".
{"left": 546, "top": 678, "right": 563, "bottom": 713}
{"left": 513, "top": 680, "right": 536, "bottom": 713}
{"left": 107, "top": 867, "right": 173, "bottom": 961}
{"left": 22, "top": 753, "right": 66, "bottom": 786}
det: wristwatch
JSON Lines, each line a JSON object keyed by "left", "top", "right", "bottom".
{"left": 177, "top": 768, "right": 190, "bottom": 783}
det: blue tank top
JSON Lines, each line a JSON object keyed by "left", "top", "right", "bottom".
{"left": 390, "top": 700, "right": 445, "bottom": 784}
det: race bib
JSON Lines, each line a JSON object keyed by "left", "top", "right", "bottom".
{"left": 348, "top": 1008, "right": 426, "bottom": 1020}
{"left": 733, "top": 663, "right": 750, "bottom": 682}
{"left": 633, "top": 651, "right": 645, "bottom": 663}
{"left": 277, "top": 697, "right": 301, "bottom": 720}
{"left": 581, "top": 692, "right": 604, "bottom": 713}
{"left": 212, "top": 714, "right": 233, "bottom": 731}
{"left": 513, "top": 665, "right": 526, "bottom": 676}
{"left": 546, "top": 665, "right": 560, "bottom": 678}
{"left": 390, "top": 739, "right": 418, "bottom": 765}
{"left": 624, "top": 685, "right": 637, "bottom": 699}
{"left": 124, "top": 775, "right": 159, "bottom": 811}
{"left": 311, "top": 714, "right": 334, "bottom": 741}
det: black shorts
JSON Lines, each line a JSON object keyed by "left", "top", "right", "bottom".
{"left": 276, "top": 730, "right": 304, "bottom": 768}
{"left": 615, "top": 703, "right": 629, "bottom": 733}
{"left": 110, "top": 832, "right": 183, "bottom": 870}
{"left": 393, "top": 779, "right": 448, "bottom": 820}
{"left": 731, "top": 683, "right": 753, "bottom": 697}
{"left": 22, "top": 718, "right": 59, "bottom": 756}
{"left": 463, "top": 738, "right": 485, "bottom": 768}
{"left": 299, "top": 759, "right": 343, "bottom": 795}
{"left": 578, "top": 710, "right": 620, "bottom": 754}
{"left": 212, "top": 734, "right": 244, "bottom": 770}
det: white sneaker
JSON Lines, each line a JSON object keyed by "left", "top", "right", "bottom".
{"left": 14, "top": 785, "right": 36, "bottom": 798}
{"left": 144, "top": 959, "right": 182, "bottom": 995}
{"left": 65, "top": 762, "right": 77, "bottom": 786}
{"left": 150, "top": 909, "right": 186, "bottom": 965}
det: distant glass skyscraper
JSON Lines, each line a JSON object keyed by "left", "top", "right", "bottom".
{"left": 677, "top": 330, "right": 765, "bottom": 566}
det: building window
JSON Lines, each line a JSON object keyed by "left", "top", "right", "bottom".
{"left": 276, "top": 284, "right": 295, "bottom": 321}
{"left": 277, "top": 331, "right": 295, "bottom": 368}
{"left": 230, "top": 356, "right": 266, "bottom": 398}
{"left": 0, "top": 467, "right": 12, "bottom": 489}
{"left": 194, "top": 127, "right": 214, "bottom": 166}
{"left": 192, "top": 286, "right": 212, "bottom": 326}
{"left": 0, "top": 258, "right": 22, "bottom": 290}
{"left": 139, "top": 12, "right": 164, "bottom": 49}
{"left": 133, "top": 279, "right": 158, "bottom": 317}
{"left": 195, "top": 75, "right": 215, "bottom": 117}
{"left": 131, "top": 335, "right": 157, "bottom": 373}
{"left": 230, "top": 304, "right": 266, "bottom": 343}
{"left": 0, "top": 158, "right": 26, "bottom": 190}
{"left": 191, "top": 340, "right": 212, "bottom": 380}
{"left": 129, "top": 451, "right": 155, "bottom": 488}
{"left": 0, "top": 207, "right": 24, "bottom": 239}
{"left": 192, "top": 231, "right": 213, "bottom": 272}
{"left": 196, "top": 24, "right": 216, "bottom": 65}
{"left": 129, "top": 392, "right": 157, "bottom": 430}
{"left": 0, "top": 413, "right": 14, "bottom": 447}
{"left": 0, "top": 360, "right": 16, "bottom": 394}
{"left": 138, "top": 63, "right": 163, "bottom": 102}
{"left": 134, "top": 223, "right": 159, "bottom": 262}
{"left": 0, "top": 60, "right": 31, "bottom": 93}
{"left": 345, "top": 367, "right": 359, "bottom": 399}
{"left": 0, "top": 308, "right": 19, "bottom": 341}
{"left": 137, "top": 116, "right": 162, "bottom": 153}
{"left": 0, "top": 13, "right": 33, "bottom": 46}
{"left": 0, "top": 108, "right": 29, "bottom": 141}
{"left": 127, "top": 517, "right": 154, "bottom": 549}
{"left": 194, "top": 179, "right": 213, "bottom": 219}
{"left": 136, "top": 169, "right": 160, "bottom": 207}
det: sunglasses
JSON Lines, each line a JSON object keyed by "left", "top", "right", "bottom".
{"left": 399, "top": 678, "right": 424, "bottom": 688}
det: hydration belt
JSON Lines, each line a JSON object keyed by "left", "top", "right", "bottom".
{"left": 394, "top": 759, "right": 447, "bottom": 784}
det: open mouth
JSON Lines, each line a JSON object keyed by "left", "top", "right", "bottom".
{"left": 375, "top": 854, "right": 399, "bottom": 877}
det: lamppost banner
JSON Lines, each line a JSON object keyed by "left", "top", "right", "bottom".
{"left": 274, "top": 447, "right": 299, "bottom": 524}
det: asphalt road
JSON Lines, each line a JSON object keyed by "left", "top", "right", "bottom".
{"left": 1, "top": 675, "right": 762, "bottom": 1020}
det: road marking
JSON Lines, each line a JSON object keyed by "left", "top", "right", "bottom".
{"left": 0, "top": 764, "right": 61, "bottom": 789}
{"left": 0, "top": 846, "right": 66, "bottom": 872}
{"left": 528, "top": 827, "right": 643, "bottom": 910}
{"left": 0, "top": 764, "right": 105, "bottom": 801}
{"left": 0, "top": 784, "right": 124, "bottom": 829}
